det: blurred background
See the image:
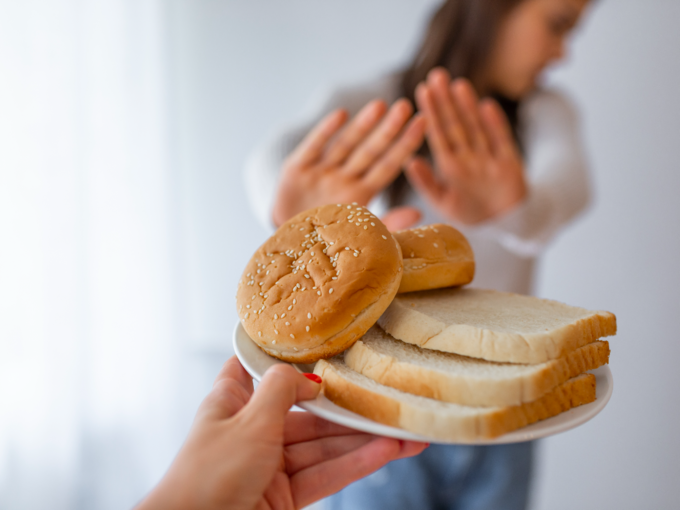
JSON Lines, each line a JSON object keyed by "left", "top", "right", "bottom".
{"left": 1, "top": 0, "right": 679, "bottom": 508}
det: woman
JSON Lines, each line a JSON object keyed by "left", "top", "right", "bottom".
{"left": 244, "top": 0, "right": 592, "bottom": 508}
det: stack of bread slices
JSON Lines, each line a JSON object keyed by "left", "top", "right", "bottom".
{"left": 312, "top": 225, "right": 616, "bottom": 443}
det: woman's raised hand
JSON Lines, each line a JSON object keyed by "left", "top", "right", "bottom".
{"left": 272, "top": 99, "right": 426, "bottom": 227}
{"left": 406, "top": 68, "right": 526, "bottom": 225}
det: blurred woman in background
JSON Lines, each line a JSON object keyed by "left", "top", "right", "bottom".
{"left": 244, "top": 0, "right": 592, "bottom": 508}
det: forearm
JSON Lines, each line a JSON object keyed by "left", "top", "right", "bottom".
{"left": 476, "top": 167, "right": 591, "bottom": 257}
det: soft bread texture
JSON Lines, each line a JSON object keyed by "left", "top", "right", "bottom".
{"left": 394, "top": 224, "right": 475, "bottom": 293}
{"left": 345, "top": 326, "right": 609, "bottom": 406}
{"left": 236, "top": 204, "right": 403, "bottom": 363}
{"left": 314, "top": 357, "right": 597, "bottom": 442}
{"left": 378, "top": 288, "right": 617, "bottom": 364}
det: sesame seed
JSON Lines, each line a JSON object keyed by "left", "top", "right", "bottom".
{"left": 285, "top": 321, "right": 290, "bottom": 326}
{"left": 347, "top": 205, "right": 351, "bottom": 209}
{"left": 306, "top": 326, "right": 310, "bottom": 332}
{"left": 307, "top": 313, "right": 311, "bottom": 319}
{"left": 246, "top": 305, "right": 250, "bottom": 309}
{"left": 332, "top": 262, "right": 336, "bottom": 267}
{"left": 345, "top": 247, "right": 350, "bottom": 250}
{"left": 311, "top": 251, "right": 314, "bottom": 256}
{"left": 281, "top": 313, "right": 286, "bottom": 318}
{"left": 329, "top": 242, "right": 334, "bottom": 246}
{"left": 293, "top": 299, "right": 296, "bottom": 304}
{"left": 304, "top": 274, "right": 310, "bottom": 278}
{"left": 329, "top": 288, "right": 334, "bottom": 294}
{"left": 354, "top": 253, "right": 358, "bottom": 257}
{"left": 258, "top": 331, "right": 262, "bottom": 337}
{"left": 246, "top": 273, "right": 250, "bottom": 277}
{"left": 274, "top": 313, "right": 278, "bottom": 319}
{"left": 418, "top": 235, "right": 424, "bottom": 238}
{"left": 272, "top": 339, "right": 276, "bottom": 344}
{"left": 300, "top": 227, "right": 304, "bottom": 231}
{"left": 256, "top": 269, "right": 260, "bottom": 274}
{"left": 251, "top": 295, "right": 255, "bottom": 300}
{"left": 433, "top": 228, "right": 439, "bottom": 233}
{"left": 274, "top": 330, "right": 278, "bottom": 335}
{"left": 364, "top": 225, "right": 367, "bottom": 230}
{"left": 371, "top": 222, "right": 375, "bottom": 226}
{"left": 313, "top": 286, "right": 317, "bottom": 289}
{"left": 266, "top": 270, "right": 269, "bottom": 275}
{"left": 411, "top": 252, "right": 415, "bottom": 257}
{"left": 317, "top": 291, "right": 321, "bottom": 295}
{"left": 245, "top": 312, "right": 249, "bottom": 319}
{"left": 434, "top": 243, "right": 438, "bottom": 248}
{"left": 259, "top": 292, "right": 263, "bottom": 296}
{"left": 259, "top": 282, "right": 264, "bottom": 286}
{"left": 294, "top": 347, "right": 298, "bottom": 351}
{"left": 288, "top": 305, "right": 292, "bottom": 310}
{"left": 264, "top": 294, "right": 268, "bottom": 298}
{"left": 352, "top": 202, "right": 358, "bottom": 205}
{"left": 337, "top": 204, "right": 341, "bottom": 207}
{"left": 382, "top": 235, "right": 387, "bottom": 239}
{"left": 290, "top": 334, "right": 295, "bottom": 339}
{"left": 305, "top": 234, "right": 310, "bottom": 238}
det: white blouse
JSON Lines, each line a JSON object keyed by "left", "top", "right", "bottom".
{"left": 243, "top": 74, "right": 591, "bottom": 295}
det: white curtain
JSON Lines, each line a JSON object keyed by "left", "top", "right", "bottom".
{"left": 0, "top": 2, "right": 203, "bottom": 508}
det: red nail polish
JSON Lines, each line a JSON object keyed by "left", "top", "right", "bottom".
{"left": 304, "top": 373, "right": 322, "bottom": 384}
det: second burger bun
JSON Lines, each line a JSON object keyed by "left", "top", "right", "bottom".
{"left": 236, "top": 203, "right": 403, "bottom": 363}
{"left": 394, "top": 224, "right": 475, "bottom": 293}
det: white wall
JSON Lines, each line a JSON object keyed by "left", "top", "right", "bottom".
{"left": 168, "top": 0, "right": 680, "bottom": 508}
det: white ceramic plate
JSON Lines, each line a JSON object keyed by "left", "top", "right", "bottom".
{"left": 233, "top": 323, "right": 613, "bottom": 444}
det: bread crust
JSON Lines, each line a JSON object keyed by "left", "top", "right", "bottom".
{"left": 314, "top": 358, "right": 597, "bottom": 442}
{"left": 378, "top": 288, "right": 617, "bottom": 364}
{"left": 236, "top": 204, "right": 403, "bottom": 362}
{"left": 345, "top": 327, "right": 609, "bottom": 406}
{"left": 394, "top": 224, "right": 475, "bottom": 293}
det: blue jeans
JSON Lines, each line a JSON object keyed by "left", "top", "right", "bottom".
{"left": 328, "top": 442, "right": 534, "bottom": 510}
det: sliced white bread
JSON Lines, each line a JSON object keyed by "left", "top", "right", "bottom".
{"left": 378, "top": 288, "right": 617, "bottom": 364}
{"left": 314, "top": 357, "right": 597, "bottom": 442}
{"left": 345, "top": 326, "right": 609, "bottom": 407}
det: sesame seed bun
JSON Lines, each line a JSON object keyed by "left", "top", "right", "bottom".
{"left": 394, "top": 224, "right": 475, "bottom": 293}
{"left": 236, "top": 204, "right": 403, "bottom": 363}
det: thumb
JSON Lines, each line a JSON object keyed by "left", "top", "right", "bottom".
{"left": 381, "top": 206, "right": 422, "bottom": 232}
{"left": 241, "top": 364, "right": 321, "bottom": 426}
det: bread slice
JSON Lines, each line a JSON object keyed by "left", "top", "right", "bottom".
{"left": 345, "top": 326, "right": 609, "bottom": 406}
{"left": 314, "top": 357, "right": 597, "bottom": 442}
{"left": 378, "top": 288, "right": 616, "bottom": 364}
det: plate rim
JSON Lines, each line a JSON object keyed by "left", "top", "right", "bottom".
{"left": 233, "top": 322, "right": 613, "bottom": 445}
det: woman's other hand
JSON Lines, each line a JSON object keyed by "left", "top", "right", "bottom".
{"left": 272, "top": 99, "right": 426, "bottom": 226}
{"left": 136, "top": 357, "right": 427, "bottom": 510}
{"left": 407, "top": 68, "right": 526, "bottom": 225}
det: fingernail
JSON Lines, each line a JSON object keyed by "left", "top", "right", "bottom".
{"left": 304, "top": 373, "right": 322, "bottom": 384}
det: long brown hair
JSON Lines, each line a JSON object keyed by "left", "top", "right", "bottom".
{"left": 389, "top": 0, "right": 525, "bottom": 207}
